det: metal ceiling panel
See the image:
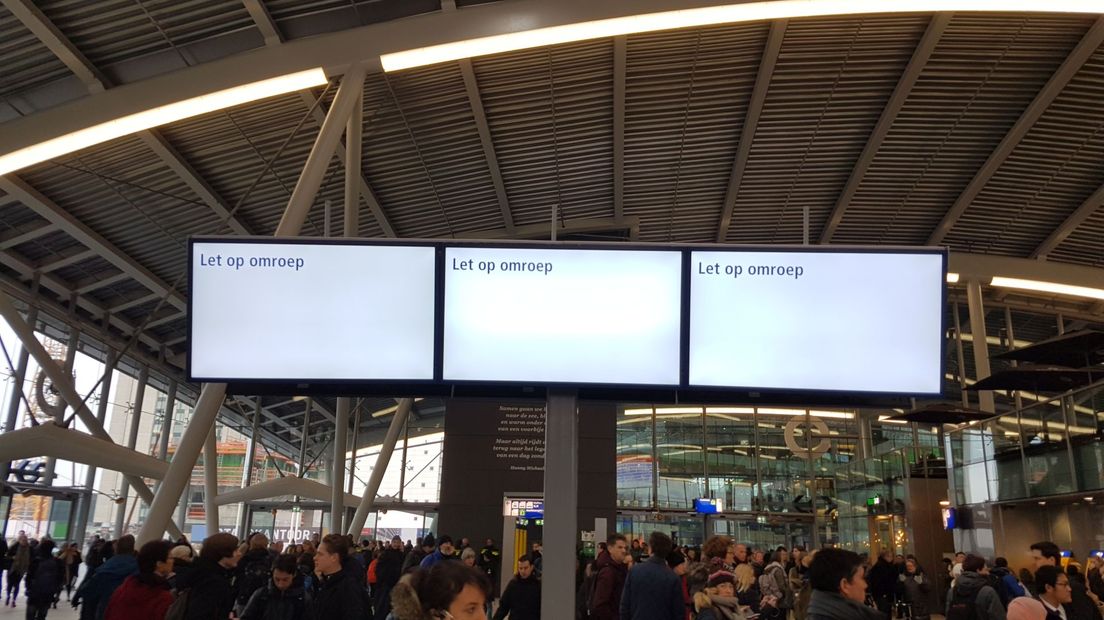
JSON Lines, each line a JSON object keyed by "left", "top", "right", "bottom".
{"left": 0, "top": 3, "right": 72, "bottom": 101}
{"left": 832, "top": 14, "right": 1098, "bottom": 246}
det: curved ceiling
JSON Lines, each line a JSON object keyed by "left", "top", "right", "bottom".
{"left": 0, "top": 0, "right": 1103, "bottom": 450}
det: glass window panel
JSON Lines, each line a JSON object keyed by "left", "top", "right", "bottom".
{"left": 617, "top": 407, "right": 654, "bottom": 509}
{"left": 656, "top": 410, "right": 704, "bottom": 510}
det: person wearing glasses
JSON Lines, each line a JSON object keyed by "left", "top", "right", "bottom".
{"left": 1035, "top": 566, "right": 1073, "bottom": 620}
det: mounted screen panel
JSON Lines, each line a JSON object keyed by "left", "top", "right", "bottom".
{"left": 443, "top": 245, "right": 682, "bottom": 385}
{"left": 189, "top": 240, "right": 436, "bottom": 382}
{"left": 688, "top": 249, "right": 945, "bottom": 395}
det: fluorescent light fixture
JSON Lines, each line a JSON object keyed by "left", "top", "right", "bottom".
{"left": 370, "top": 398, "right": 424, "bottom": 418}
{"left": 990, "top": 276, "right": 1104, "bottom": 301}
{"left": 946, "top": 272, "right": 960, "bottom": 284}
{"left": 877, "top": 415, "right": 908, "bottom": 425}
{"left": 380, "top": 1, "right": 1103, "bottom": 71}
{"left": 0, "top": 69, "right": 328, "bottom": 176}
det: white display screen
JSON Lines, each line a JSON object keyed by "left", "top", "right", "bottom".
{"left": 189, "top": 241, "right": 436, "bottom": 381}
{"left": 443, "top": 246, "right": 682, "bottom": 385}
{"left": 689, "top": 250, "right": 944, "bottom": 394}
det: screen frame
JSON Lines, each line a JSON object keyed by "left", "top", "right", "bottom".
{"left": 186, "top": 237, "right": 947, "bottom": 402}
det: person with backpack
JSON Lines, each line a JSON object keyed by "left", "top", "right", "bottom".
{"left": 103, "top": 540, "right": 174, "bottom": 620}
{"left": 25, "top": 539, "right": 65, "bottom": 620}
{"left": 173, "top": 533, "right": 242, "bottom": 620}
{"left": 619, "top": 532, "right": 684, "bottom": 620}
{"left": 590, "top": 533, "right": 629, "bottom": 620}
{"left": 493, "top": 554, "right": 541, "bottom": 620}
{"left": 805, "top": 548, "right": 882, "bottom": 620}
{"left": 758, "top": 550, "right": 794, "bottom": 619}
{"left": 235, "top": 534, "right": 275, "bottom": 616}
{"left": 310, "top": 534, "right": 368, "bottom": 620}
{"left": 897, "top": 558, "right": 932, "bottom": 620}
{"left": 991, "top": 558, "right": 1027, "bottom": 607}
{"left": 74, "top": 536, "right": 138, "bottom": 620}
{"left": 240, "top": 555, "right": 314, "bottom": 620}
{"left": 946, "top": 555, "right": 1006, "bottom": 620}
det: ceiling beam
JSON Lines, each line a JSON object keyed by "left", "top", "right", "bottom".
{"left": 456, "top": 215, "right": 640, "bottom": 240}
{"left": 927, "top": 16, "right": 1104, "bottom": 245}
{"left": 110, "top": 292, "right": 161, "bottom": 313}
{"left": 458, "top": 58, "right": 514, "bottom": 234}
{"left": 716, "top": 19, "right": 787, "bottom": 243}
{"left": 0, "top": 175, "right": 187, "bottom": 312}
{"left": 143, "top": 312, "right": 185, "bottom": 329}
{"left": 613, "top": 35, "right": 626, "bottom": 223}
{"left": 820, "top": 13, "right": 950, "bottom": 244}
{"left": 1031, "top": 182, "right": 1104, "bottom": 259}
{"left": 297, "top": 90, "right": 396, "bottom": 237}
{"left": 74, "top": 271, "right": 130, "bottom": 295}
{"left": 37, "top": 248, "right": 95, "bottom": 273}
{"left": 0, "top": 222, "right": 60, "bottom": 250}
{"left": 0, "top": 0, "right": 107, "bottom": 92}
{"left": 242, "top": 0, "right": 284, "bottom": 47}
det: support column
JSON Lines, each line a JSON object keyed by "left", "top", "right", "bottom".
{"left": 966, "top": 280, "right": 995, "bottom": 413}
{"left": 347, "top": 399, "right": 413, "bottom": 536}
{"left": 73, "top": 348, "right": 115, "bottom": 544}
{"left": 238, "top": 400, "right": 261, "bottom": 536}
{"left": 541, "top": 388, "right": 578, "bottom": 620}
{"left": 42, "top": 322, "right": 80, "bottom": 486}
{"left": 204, "top": 425, "right": 220, "bottom": 534}
{"left": 331, "top": 398, "right": 349, "bottom": 534}
{"left": 953, "top": 303, "right": 970, "bottom": 408}
{"left": 158, "top": 380, "right": 178, "bottom": 460}
{"left": 115, "top": 367, "right": 148, "bottom": 537}
{"left": 347, "top": 402, "right": 360, "bottom": 496}
{"left": 2, "top": 302, "right": 35, "bottom": 481}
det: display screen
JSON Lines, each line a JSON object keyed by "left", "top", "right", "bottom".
{"left": 688, "top": 249, "right": 944, "bottom": 395}
{"left": 189, "top": 241, "right": 436, "bottom": 382}
{"left": 442, "top": 246, "right": 682, "bottom": 385}
{"left": 942, "top": 507, "right": 956, "bottom": 530}
{"left": 694, "top": 498, "right": 724, "bottom": 514}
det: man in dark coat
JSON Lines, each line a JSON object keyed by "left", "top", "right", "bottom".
{"left": 1031, "top": 541, "right": 1102, "bottom": 620}
{"left": 373, "top": 536, "right": 406, "bottom": 618}
{"left": 311, "top": 534, "right": 368, "bottom": 620}
{"left": 25, "top": 540, "right": 65, "bottom": 620}
{"left": 235, "top": 534, "right": 275, "bottom": 613}
{"left": 493, "top": 555, "right": 541, "bottom": 620}
{"left": 867, "top": 550, "right": 898, "bottom": 617}
{"left": 591, "top": 534, "right": 629, "bottom": 620}
{"left": 806, "top": 548, "right": 883, "bottom": 620}
{"left": 176, "top": 533, "right": 242, "bottom": 620}
{"left": 241, "top": 555, "right": 314, "bottom": 620}
{"left": 619, "top": 532, "right": 684, "bottom": 620}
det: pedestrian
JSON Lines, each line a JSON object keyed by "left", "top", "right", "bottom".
{"left": 74, "top": 536, "right": 138, "bottom": 620}
{"left": 792, "top": 552, "right": 815, "bottom": 620}
{"left": 402, "top": 536, "right": 433, "bottom": 575}
{"left": 25, "top": 539, "right": 65, "bottom": 620}
{"left": 478, "top": 538, "right": 502, "bottom": 610}
{"left": 167, "top": 544, "right": 194, "bottom": 590}
{"left": 758, "top": 550, "right": 794, "bottom": 619}
{"left": 493, "top": 554, "right": 541, "bottom": 620}
{"left": 235, "top": 534, "right": 275, "bottom": 615}
{"left": 0, "top": 537, "right": 8, "bottom": 606}
{"left": 866, "top": 551, "right": 897, "bottom": 617}
{"left": 419, "top": 535, "right": 457, "bottom": 571}
{"left": 311, "top": 534, "right": 367, "bottom": 620}
{"left": 897, "top": 558, "right": 932, "bottom": 620}
{"left": 60, "top": 544, "right": 82, "bottom": 601}
{"left": 240, "top": 555, "right": 314, "bottom": 620}
{"left": 175, "top": 533, "right": 241, "bottom": 620}
{"left": 374, "top": 536, "right": 405, "bottom": 618}
{"left": 946, "top": 555, "right": 1005, "bottom": 620}
{"left": 103, "top": 540, "right": 174, "bottom": 620}
{"left": 389, "top": 561, "right": 492, "bottom": 620}
{"left": 992, "top": 557, "right": 1027, "bottom": 605}
{"left": 1034, "top": 565, "right": 1072, "bottom": 620}
{"left": 667, "top": 550, "right": 691, "bottom": 620}
{"left": 690, "top": 571, "right": 746, "bottom": 620}
{"left": 733, "top": 564, "right": 760, "bottom": 614}
{"left": 1086, "top": 556, "right": 1104, "bottom": 602}
{"left": 530, "top": 543, "right": 543, "bottom": 578}
{"left": 7, "top": 532, "right": 32, "bottom": 607}
{"left": 619, "top": 532, "right": 683, "bottom": 620}
{"left": 1031, "top": 542, "right": 1102, "bottom": 620}
{"left": 590, "top": 533, "right": 629, "bottom": 620}
{"left": 805, "top": 548, "right": 882, "bottom": 620}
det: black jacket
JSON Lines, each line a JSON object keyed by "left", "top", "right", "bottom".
{"left": 868, "top": 559, "right": 898, "bottom": 598}
{"left": 236, "top": 549, "right": 275, "bottom": 607}
{"left": 26, "top": 555, "right": 65, "bottom": 604}
{"left": 375, "top": 548, "right": 404, "bottom": 588}
{"left": 619, "top": 555, "right": 684, "bottom": 620}
{"left": 1068, "top": 573, "right": 1102, "bottom": 620}
{"left": 807, "top": 591, "right": 884, "bottom": 620}
{"left": 311, "top": 569, "right": 368, "bottom": 620}
{"left": 177, "top": 558, "right": 237, "bottom": 620}
{"left": 241, "top": 581, "right": 314, "bottom": 620}
{"left": 494, "top": 574, "right": 541, "bottom": 620}
{"left": 947, "top": 571, "right": 1005, "bottom": 620}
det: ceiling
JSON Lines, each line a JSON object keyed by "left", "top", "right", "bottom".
{"left": 0, "top": 0, "right": 1102, "bottom": 455}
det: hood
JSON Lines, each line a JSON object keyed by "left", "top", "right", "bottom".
{"left": 389, "top": 577, "right": 426, "bottom": 620}
{"left": 111, "top": 576, "right": 167, "bottom": 606}
{"left": 97, "top": 554, "right": 138, "bottom": 578}
{"left": 807, "top": 591, "right": 882, "bottom": 620}
{"left": 955, "top": 571, "right": 991, "bottom": 597}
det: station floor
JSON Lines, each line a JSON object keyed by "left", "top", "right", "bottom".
{"left": 0, "top": 600, "right": 79, "bottom": 620}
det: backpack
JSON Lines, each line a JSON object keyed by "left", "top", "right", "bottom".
{"left": 583, "top": 567, "right": 605, "bottom": 617}
{"left": 989, "top": 570, "right": 1014, "bottom": 608}
{"left": 768, "top": 565, "right": 794, "bottom": 609}
{"left": 367, "top": 559, "right": 378, "bottom": 585}
{"left": 165, "top": 589, "right": 191, "bottom": 620}
{"left": 945, "top": 588, "right": 979, "bottom": 620}
{"left": 236, "top": 557, "right": 272, "bottom": 606}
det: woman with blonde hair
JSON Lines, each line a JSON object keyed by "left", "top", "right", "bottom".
{"left": 692, "top": 571, "right": 748, "bottom": 620}
{"left": 733, "top": 563, "right": 761, "bottom": 613}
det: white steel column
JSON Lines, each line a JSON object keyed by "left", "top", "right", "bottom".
{"left": 238, "top": 399, "right": 261, "bottom": 536}
{"left": 541, "top": 389, "right": 579, "bottom": 619}
{"left": 966, "top": 280, "right": 995, "bottom": 413}
{"left": 204, "top": 425, "right": 220, "bottom": 534}
{"left": 347, "top": 398, "right": 412, "bottom": 536}
{"left": 42, "top": 321, "right": 79, "bottom": 485}
{"left": 347, "top": 403, "right": 360, "bottom": 496}
{"left": 158, "top": 380, "right": 177, "bottom": 460}
{"left": 114, "top": 366, "right": 148, "bottom": 537}
{"left": 1, "top": 300, "right": 35, "bottom": 480}
{"left": 0, "top": 290, "right": 183, "bottom": 539}
{"left": 72, "top": 347, "right": 114, "bottom": 544}
{"left": 331, "top": 398, "right": 349, "bottom": 534}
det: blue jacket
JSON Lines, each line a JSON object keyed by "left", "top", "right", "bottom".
{"left": 76, "top": 554, "right": 138, "bottom": 620}
{"left": 419, "top": 549, "right": 453, "bottom": 570}
{"left": 619, "top": 555, "right": 685, "bottom": 620}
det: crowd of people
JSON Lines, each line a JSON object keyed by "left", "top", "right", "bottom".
{"left": 1, "top": 529, "right": 1103, "bottom": 620}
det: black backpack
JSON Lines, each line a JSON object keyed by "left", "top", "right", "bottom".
{"left": 945, "top": 588, "right": 979, "bottom": 620}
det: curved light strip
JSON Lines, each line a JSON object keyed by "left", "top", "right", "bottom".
{"left": 0, "top": 68, "right": 328, "bottom": 177}
{"left": 381, "top": 0, "right": 1103, "bottom": 71}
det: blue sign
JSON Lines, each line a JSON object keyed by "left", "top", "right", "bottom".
{"left": 693, "top": 498, "right": 722, "bottom": 514}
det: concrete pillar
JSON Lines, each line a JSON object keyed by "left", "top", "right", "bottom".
{"left": 331, "top": 398, "right": 349, "bottom": 534}
{"left": 541, "top": 389, "right": 578, "bottom": 619}
{"left": 204, "top": 425, "right": 220, "bottom": 534}
{"left": 966, "top": 280, "right": 995, "bottom": 413}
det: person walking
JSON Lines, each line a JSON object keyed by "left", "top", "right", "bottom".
{"left": 25, "top": 540, "right": 65, "bottom": 620}
{"left": 0, "top": 537, "right": 8, "bottom": 606}
{"left": 7, "top": 533, "right": 32, "bottom": 607}
{"left": 619, "top": 533, "right": 684, "bottom": 620}
{"left": 103, "top": 540, "right": 174, "bottom": 620}
{"left": 240, "top": 555, "right": 314, "bottom": 620}
{"left": 897, "top": 558, "right": 932, "bottom": 620}
{"left": 420, "top": 536, "right": 457, "bottom": 571}
{"left": 60, "top": 544, "right": 82, "bottom": 602}
{"left": 866, "top": 551, "right": 897, "bottom": 617}
{"left": 74, "top": 536, "right": 138, "bottom": 620}
{"left": 591, "top": 534, "right": 630, "bottom": 620}
{"left": 374, "top": 536, "right": 405, "bottom": 619}
{"left": 175, "top": 533, "right": 242, "bottom": 620}
{"left": 493, "top": 555, "right": 541, "bottom": 620}
{"left": 310, "top": 534, "right": 367, "bottom": 620}
{"left": 1031, "top": 542, "right": 1102, "bottom": 620}
{"left": 805, "top": 548, "right": 882, "bottom": 620}
{"left": 946, "top": 555, "right": 1005, "bottom": 620}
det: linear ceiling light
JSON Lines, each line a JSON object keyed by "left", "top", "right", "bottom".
{"left": 990, "top": 276, "right": 1104, "bottom": 302}
{"left": 946, "top": 272, "right": 960, "bottom": 284}
{"left": 0, "top": 68, "right": 329, "bottom": 176}
{"left": 380, "top": 1, "right": 1102, "bottom": 71}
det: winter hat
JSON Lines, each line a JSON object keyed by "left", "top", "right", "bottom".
{"left": 667, "top": 550, "right": 686, "bottom": 569}
{"left": 707, "top": 571, "right": 736, "bottom": 588}
{"left": 436, "top": 535, "right": 453, "bottom": 548}
{"left": 1006, "top": 597, "right": 1046, "bottom": 620}
{"left": 421, "top": 533, "right": 435, "bottom": 549}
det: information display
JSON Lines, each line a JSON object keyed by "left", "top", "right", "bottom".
{"left": 443, "top": 246, "right": 682, "bottom": 385}
{"left": 688, "top": 250, "right": 944, "bottom": 395}
{"left": 189, "top": 241, "right": 436, "bottom": 382}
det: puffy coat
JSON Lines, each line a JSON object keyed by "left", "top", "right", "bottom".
{"left": 947, "top": 571, "right": 1005, "bottom": 620}
{"left": 175, "top": 558, "right": 236, "bottom": 620}
{"left": 311, "top": 569, "right": 367, "bottom": 620}
{"left": 897, "top": 572, "right": 932, "bottom": 619}
{"left": 619, "top": 556, "right": 684, "bottom": 620}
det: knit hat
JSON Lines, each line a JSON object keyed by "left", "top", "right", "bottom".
{"left": 667, "top": 550, "right": 686, "bottom": 569}
{"left": 707, "top": 571, "right": 736, "bottom": 588}
{"left": 421, "top": 533, "right": 435, "bottom": 548}
{"left": 436, "top": 535, "right": 453, "bottom": 548}
{"left": 1006, "top": 597, "right": 1046, "bottom": 620}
